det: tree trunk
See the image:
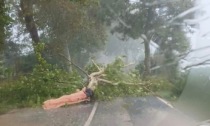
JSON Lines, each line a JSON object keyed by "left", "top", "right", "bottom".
{"left": 143, "top": 38, "right": 151, "bottom": 78}
{"left": 142, "top": 5, "right": 154, "bottom": 78}
{"left": 20, "top": 0, "right": 40, "bottom": 45}
{"left": 0, "top": 0, "right": 6, "bottom": 52}
{"left": 63, "top": 41, "right": 72, "bottom": 73}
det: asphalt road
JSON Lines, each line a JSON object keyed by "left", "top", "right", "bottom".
{"left": 0, "top": 96, "right": 197, "bottom": 126}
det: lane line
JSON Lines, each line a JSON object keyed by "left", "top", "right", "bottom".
{"left": 156, "top": 97, "right": 174, "bottom": 108}
{"left": 84, "top": 102, "right": 99, "bottom": 126}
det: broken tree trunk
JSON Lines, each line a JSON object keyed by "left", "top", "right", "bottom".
{"left": 42, "top": 62, "right": 106, "bottom": 110}
{"left": 42, "top": 59, "right": 136, "bottom": 110}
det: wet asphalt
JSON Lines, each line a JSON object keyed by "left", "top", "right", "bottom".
{"left": 0, "top": 96, "right": 197, "bottom": 126}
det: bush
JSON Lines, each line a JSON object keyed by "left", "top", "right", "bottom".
{"left": 0, "top": 68, "right": 82, "bottom": 111}
{"left": 86, "top": 58, "right": 172, "bottom": 100}
{"left": 0, "top": 43, "right": 83, "bottom": 111}
{"left": 171, "top": 72, "right": 188, "bottom": 97}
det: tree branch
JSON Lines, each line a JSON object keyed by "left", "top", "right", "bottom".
{"left": 90, "top": 68, "right": 104, "bottom": 77}
{"left": 91, "top": 59, "right": 101, "bottom": 71}
{"left": 183, "top": 59, "right": 210, "bottom": 70}
{"left": 151, "top": 46, "right": 210, "bottom": 71}
{"left": 105, "top": 4, "right": 131, "bottom": 29}
{"left": 87, "top": 68, "right": 105, "bottom": 91}
{"left": 179, "top": 45, "right": 210, "bottom": 58}
{"left": 98, "top": 78, "right": 119, "bottom": 86}
{"left": 58, "top": 53, "right": 89, "bottom": 78}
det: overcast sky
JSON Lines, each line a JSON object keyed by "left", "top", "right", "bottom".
{"left": 183, "top": 0, "right": 210, "bottom": 66}
{"left": 190, "top": 0, "right": 210, "bottom": 60}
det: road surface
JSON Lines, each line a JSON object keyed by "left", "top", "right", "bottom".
{"left": 0, "top": 96, "right": 197, "bottom": 126}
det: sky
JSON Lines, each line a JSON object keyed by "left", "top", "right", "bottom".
{"left": 184, "top": 0, "right": 210, "bottom": 67}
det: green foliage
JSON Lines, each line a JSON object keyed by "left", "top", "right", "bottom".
{"left": 135, "top": 61, "right": 144, "bottom": 75}
{"left": 171, "top": 72, "right": 189, "bottom": 97}
{"left": 0, "top": 55, "right": 13, "bottom": 80}
{"left": 70, "top": 0, "right": 99, "bottom": 6}
{"left": 0, "top": 55, "right": 172, "bottom": 113}
{"left": 85, "top": 62, "right": 102, "bottom": 74}
{"left": 35, "top": 0, "right": 106, "bottom": 68}
{"left": 94, "top": 84, "right": 144, "bottom": 100}
{"left": 86, "top": 58, "right": 172, "bottom": 100}
{"left": 104, "top": 58, "right": 125, "bottom": 82}
{"left": 0, "top": 0, "right": 12, "bottom": 52}
{"left": 0, "top": 43, "right": 83, "bottom": 111}
{"left": 0, "top": 69, "right": 82, "bottom": 108}
{"left": 18, "top": 54, "right": 38, "bottom": 73}
{"left": 0, "top": 58, "right": 4, "bottom": 79}
{"left": 99, "top": 0, "right": 192, "bottom": 79}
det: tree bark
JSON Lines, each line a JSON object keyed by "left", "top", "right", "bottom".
{"left": 20, "top": 0, "right": 40, "bottom": 45}
{"left": 0, "top": 0, "right": 6, "bottom": 52}
{"left": 142, "top": 5, "right": 154, "bottom": 78}
{"left": 63, "top": 41, "right": 72, "bottom": 73}
{"left": 143, "top": 38, "right": 151, "bottom": 78}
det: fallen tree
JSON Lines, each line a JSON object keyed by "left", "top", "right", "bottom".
{"left": 43, "top": 59, "right": 172, "bottom": 110}
{"left": 42, "top": 61, "right": 104, "bottom": 109}
{"left": 0, "top": 48, "right": 173, "bottom": 112}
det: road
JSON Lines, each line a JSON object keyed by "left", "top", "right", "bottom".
{"left": 0, "top": 96, "right": 197, "bottom": 126}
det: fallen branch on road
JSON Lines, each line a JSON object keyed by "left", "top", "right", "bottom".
{"left": 42, "top": 59, "right": 170, "bottom": 110}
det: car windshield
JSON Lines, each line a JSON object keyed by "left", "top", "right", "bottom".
{"left": 0, "top": 0, "right": 210, "bottom": 126}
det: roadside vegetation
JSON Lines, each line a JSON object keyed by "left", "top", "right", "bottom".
{"left": 0, "top": 44, "right": 174, "bottom": 114}
{"left": 0, "top": 0, "right": 196, "bottom": 114}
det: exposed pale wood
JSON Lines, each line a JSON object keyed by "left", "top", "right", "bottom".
{"left": 88, "top": 68, "right": 104, "bottom": 91}
{"left": 91, "top": 59, "right": 101, "bottom": 71}
{"left": 98, "top": 78, "right": 119, "bottom": 86}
